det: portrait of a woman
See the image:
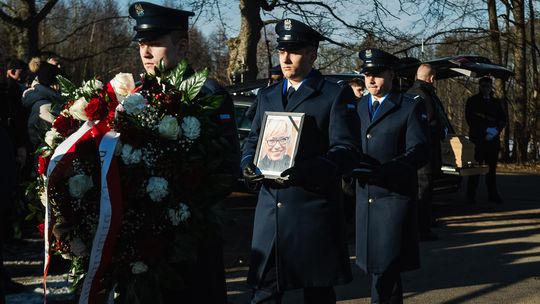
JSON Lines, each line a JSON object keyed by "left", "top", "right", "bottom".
{"left": 257, "top": 119, "right": 293, "bottom": 174}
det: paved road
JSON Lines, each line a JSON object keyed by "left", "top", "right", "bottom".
{"left": 3, "top": 173, "right": 540, "bottom": 303}
{"left": 224, "top": 173, "right": 540, "bottom": 304}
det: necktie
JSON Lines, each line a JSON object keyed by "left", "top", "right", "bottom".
{"left": 284, "top": 86, "right": 295, "bottom": 108}
{"left": 371, "top": 99, "right": 380, "bottom": 117}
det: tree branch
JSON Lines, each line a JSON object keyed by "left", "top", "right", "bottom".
{"left": 40, "top": 15, "right": 129, "bottom": 49}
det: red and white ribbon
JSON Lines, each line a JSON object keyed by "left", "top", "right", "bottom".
{"left": 79, "top": 130, "right": 122, "bottom": 304}
{"left": 44, "top": 120, "right": 96, "bottom": 302}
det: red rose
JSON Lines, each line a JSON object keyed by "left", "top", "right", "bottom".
{"left": 52, "top": 115, "right": 79, "bottom": 137}
{"left": 37, "top": 154, "right": 50, "bottom": 175}
{"left": 85, "top": 97, "right": 109, "bottom": 121}
{"left": 37, "top": 223, "right": 45, "bottom": 238}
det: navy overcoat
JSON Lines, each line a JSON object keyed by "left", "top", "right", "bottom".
{"left": 242, "top": 70, "right": 360, "bottom": 289}
{"left": 355, "top": 92, "right": 429, "bottom": 274}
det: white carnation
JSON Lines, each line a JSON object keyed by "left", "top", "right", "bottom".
{"left": 131, "top": 261, "right": 148, "bottom": 274}
{"left": 44, "top": 128, "right": 62, "bottom": 148}
{"left": 69, "top": 238, "right": 88, "bottom": 257}
{"left": 158, "top": 115, "right": 181, "bottom": 140}
{"left": 39, "top": 188, "right": 48, "bottom": 207}
{"left": 146, "top": 177, "right": 168, "bottom": 202}
{"left": 110, "top": 73, "right": 135, "bottom": 101}
{"left": 181, "top": 116, "right": 201, "bottom": 140}
{"left": 168, "top": 203, "right": 191, "bottom": 226}
{"left": 123, "top": 93, "right": 147, "bottom": 115}
{"left": 68, "top": 174, "right": 94, "bottom": 199}
{"left": 69, "top": 97, "right": 89, "bottom": 121}
{"left": 121, "top": 143, "right": 142, "bottom": 165}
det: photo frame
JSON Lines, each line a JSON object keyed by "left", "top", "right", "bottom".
{"left": 254, "top": 112, "right": 305, "bottom": 179}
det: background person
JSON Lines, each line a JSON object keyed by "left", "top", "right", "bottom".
{"left": 348, "top": 77, "right": 366, "bottom": 99}
{"left": 241, "top": 18, "right": 360, "bottom": 303}
{"left": 406, "top": 63, "right": 446, "bottom": 241}
{"left": 465, "top": 76, "right": 506, "bottom": 204}
{"left": 22, "top": 62, "right": 63, "bottom": 149}
{"left": 353, "top": 48, "right": 429, "bottom": 304}
{"left": 129, "top": 2, "right": 240, "bottom": 303}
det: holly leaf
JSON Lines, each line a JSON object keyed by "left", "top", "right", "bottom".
{"left": 179, "top": 68, "right": 208, "bottom": 101}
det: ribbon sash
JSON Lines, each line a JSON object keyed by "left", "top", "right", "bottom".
{"left": 79, "top": 131, "right": 121, "bottom": 304}
{"left": 44, "top": 121, "right": 96, "bottom": 302}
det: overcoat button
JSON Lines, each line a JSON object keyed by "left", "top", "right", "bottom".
{"left": 277, "top": 202, "right": 283, "bottom": 208}
{"left": 368, "top": 198, "right": 374, "bottom": 203}
{"left": 367, "top": 134, "right": 372, "bottom": 139}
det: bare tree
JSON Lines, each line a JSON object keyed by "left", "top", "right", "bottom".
{"left": 0, "top": 0, "right": 59, "bottom": 60}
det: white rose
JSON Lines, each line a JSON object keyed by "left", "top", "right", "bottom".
{"left": 146, "top": 177, "right": 168, "bottom": 202}
{"left": 158, "top": 115, "right": 181, "bottom": 140}
{"left": 69, "top": 97, "right": 89, "bottom": 121}
{"left": 131, "top": 261, "right": 148, "bottom": 274}
{"left": 110, "top": 73, "right": 135, "bottom": 101}
{"left": 82, "top": 79, "right": 103, "bottom": 94}
{"left": 44, "top": 128, "right": 62, "bottom": 148}
{"left": 123, "top": 93, "right": 147, "bottom": 115}
{"left": 168, "top": 203, "right": 191, "bottom": 226}
{"left": 68, "top": 174, "right": 94, "bottom": 199}
{"left": 181, "top": 116, "right": 201, "bottom": 140}
{"left": 121, "top": 143, "right": 142, "bottom": 165}
{"left": 69, "top": 238, "right": 88, "bottom": 257}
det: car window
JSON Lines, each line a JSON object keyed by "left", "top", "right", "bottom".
{"left": 234, "top": 105, "right": 252, "bottom": 129}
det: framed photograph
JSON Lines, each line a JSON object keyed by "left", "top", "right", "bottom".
{"left": 254, "top": 112, "right": 305, "bottom": 179}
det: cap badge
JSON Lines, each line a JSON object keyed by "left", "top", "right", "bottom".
{"left": 366, "top": 49, "right": 372, "bottom": 58}
{"left": 134, "top": 3, "right": 144, "bottom": 17}
{"left": 284, "top": 19, "right": 292, "bottom": 30}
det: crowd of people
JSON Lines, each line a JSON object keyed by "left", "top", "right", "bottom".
{"left": 1, "top": 2, "right": 509, "bottom": 304}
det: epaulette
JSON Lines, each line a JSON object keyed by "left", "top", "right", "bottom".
{"left": 403, "top": 93, "right": 423, "bottom": 103}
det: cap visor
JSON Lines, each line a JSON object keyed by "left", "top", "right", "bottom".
{"left": 276, "top": 41, "right": 309, "bottom": 51}
{"left": 360, "top": 66, "right": 391, "bottom": 75}
{"left": 132, "top": 30, "right": 169, "bottom": 42}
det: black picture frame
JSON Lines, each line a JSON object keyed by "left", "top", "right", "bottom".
{"left": 254, "top": 111, "right": 305, "bottom": 179}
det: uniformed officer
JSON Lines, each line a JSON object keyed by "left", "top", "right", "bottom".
{"left": 241, "top": 18, "right": 360, "bottom": 304}
{"left": 353, "top": 48, "right": 429, "bottom": 304}
{"left": 465, "top": 77, "right": 506, "bottom": 204}
{"left": 129, "top": 2, "right": 241, "bottom": 303}
{"left": 407, "top": 64, "right": 446, "bottom": 241}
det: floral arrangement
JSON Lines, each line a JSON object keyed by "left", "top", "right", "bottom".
{"left": 36, "top": 60, "right": 236, "bottom": 303}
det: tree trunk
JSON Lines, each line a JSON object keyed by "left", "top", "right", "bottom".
{"left": 528, "top": 0, "right": 539, "bottom": 160}
{"left": 487, "top": 0, "right": 511, "bottom": 161}
{"left": 227, "top": 0, "right": 263, "bottom": 83}
{"left": 510, "top": 0, "right": 528, "bottom": 163}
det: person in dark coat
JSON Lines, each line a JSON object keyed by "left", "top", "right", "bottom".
{"left": 353, "top": 48, "right": 429, "bottom": 304}
{"left": 241, "top": 18, "right": 360, "bottom": 303}
{"left": 465, "top": 77, "right": 506, "bottom": 204}
{"left": 406, "top": 63, "right": 447, "bottom": 241}
{"left": 129, "top": 2, "right": 240, "bottom": 303}
{"left": 22, "top": 62, "right": 64, "bottom": 148}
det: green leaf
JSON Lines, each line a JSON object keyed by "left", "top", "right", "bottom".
{"left": 179, "top": 68, "right": 208, "bottom": 101}
{"left": 198, "top": 94, "right": 224, "bottom": 111}
{"left": 166, "top": 59, "right": 188, "bottom": 88}
{"left": 57, "top": 75, "right": 77, "bottom": 97}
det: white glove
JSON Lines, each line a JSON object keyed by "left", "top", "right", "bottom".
{"left": 485, "top": 127, "right": 499, "bottom": 141}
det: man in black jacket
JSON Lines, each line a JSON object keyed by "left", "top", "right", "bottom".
{"left": 406, "top": 64, "right": 446, "bottom": 241}
{"left": 465, "top": 77, "right": 506, "bottom": 204}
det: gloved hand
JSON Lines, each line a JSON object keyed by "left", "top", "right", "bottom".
{"left": 242, "top": 163, "right": 264, "bottom": 183}
{"left": 485, "top": 127, "right": 498, "bottom": 141}
{"left": 351, "top": 162, "right": 381, "bottom": 185}
{"left": 274, "top": 166, "right": 303, "bottom": 187}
